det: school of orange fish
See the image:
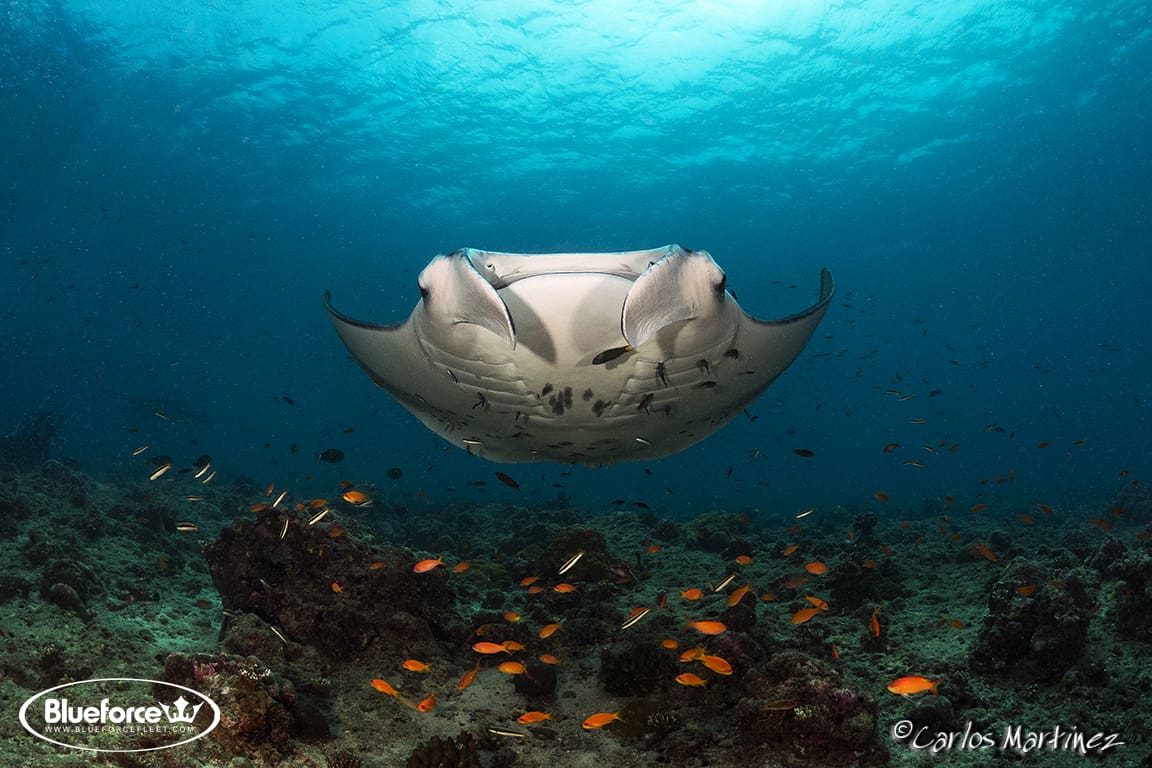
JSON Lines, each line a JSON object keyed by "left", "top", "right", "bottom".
{"left": 134, "top": 411, "right": 1144, "bottom": 740}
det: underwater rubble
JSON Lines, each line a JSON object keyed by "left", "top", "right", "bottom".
{"left": 0, "top": 462, "right": 1150, "bottom": 767}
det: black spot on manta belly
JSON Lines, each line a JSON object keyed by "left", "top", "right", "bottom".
{"left": 582, "top": 388, "right": 594, "bottom": 401}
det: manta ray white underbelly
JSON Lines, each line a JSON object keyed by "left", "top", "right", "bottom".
{"left": 325, "top": 244, "right": 833, "bottom": 465}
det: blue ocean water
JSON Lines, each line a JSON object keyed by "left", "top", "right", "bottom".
{"left": 2, "top": 0, "right": 1149, "bottom": 515}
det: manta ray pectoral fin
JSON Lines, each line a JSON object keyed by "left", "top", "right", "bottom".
{"left": 621, "top": 245, "right": 728, "bottom": 348}
{"left": 324, "top": 291, "right": 426, "bottom": 394}
{"left": 419, "top": 251, "right": 516, "bottom": 348}
{"left": 742, "top": 267, "right": 835, "bottom": 381}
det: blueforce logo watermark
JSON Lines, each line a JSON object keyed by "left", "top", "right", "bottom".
{"left": 19, "top": 678, "right": 220, "bottom": 752}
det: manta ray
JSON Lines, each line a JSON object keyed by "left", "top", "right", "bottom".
{"left": 325, "top": 244, "right": 832, "bottom": 465}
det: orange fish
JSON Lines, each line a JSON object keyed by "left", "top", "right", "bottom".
{"left": 500, "top": 640, "right": 526, "bottom": 652}
{"left": 862, "top": 559, "right": 879, "bottom": 569}
{"left": 249, "top": 503, "right": 271, "bottom": 513}
{"left": 309, "top": 498, "right": 328, "bottom": 509}
{"left": 413, "top": 557, "right": 445, "bottom": 573}
{"left": 456, "top": 664, "right": 480, "bottom": 690}
{"left": 371, "top": 678, "right": 399, "bottom": 697}
{"left": 726, "top": 583, "right": 753, "bottom": 607}
{"left": 539, "top": 623, "right": 561, "bottom": 639}
{"left": 517, "top": 711, "right": 552, "bottom": 724}
{"left": 784, "top": 574, "right": 810, "bottom": 589}
{"left": 791, "top": 607, "right": 820, "bottom": 625}
{"left": 498, "top": 661, "right": 526, "bottom": 675}
{"left": 647, "top": 544, "right": 662, "bottom": 553}
{"left": 538, "top": 654, "right": 562, "bottom": 665}
{"left": 453, "top": 561, "right": 472, "bottom": 573}
{"left": 368, "top": 561, "right": 386, "bottom": 570}
{"left": 1016, "top": 514, "right": 1035, "bottom": 525}
{"left": 971, "top": 543, "right": 998, "bottom": 562}
{"left": 735, "top": 555, "right": 754, "bottom": 565}
{"left": 417, "top": 695, "right": 436, "bottom": 712}
{"left": 520, "top": 575, "right": 540, "bottom": 587}
{"left": 679, "top": 647, "right": 706, "bottom": 662}
{"left": 472, "top": 642, "right": 511, "bottom": 655}
{"left": 526, "top": 585, "right": 546, "bottom": 594}
{"left": 969, "top": 503, "right": 988, "bottom": 513}
{"left": 402, "top": 659, "right": 430, "bottom": 672}
{"left": 1091, "top": 518, "right": 1113, "bottom": 531}
{"left": 804, "top": 595, "right": 829, "bottom": 611}
{"left": 870, "top": 607, "right": 881, "bottom": 638}
{"left": 680, "top": 588, "right": 704, "bottom": 601}
{"left": 675, "top": 672, "right": 709, "bottom": 687}
{"left": 760, "top": 592, "right": 777, "bottom": 602}
{"left": 887, "top": 676, "right": 942, "bottom": 697}
{"left": 874, "top": 491, "right": 889, "bottom": 503}
{"left": 804, "top": 561, "right": 828, "bottom": 575}
{"left": 1036, "top": 503, "right": 1054, "bottom": 515}
{"left": 781, "top": 544, "right": 800, "bottom": 557}
{"left": 1016, "top": 584, "right": 1037, "bottom": 596}
{"left": 831, "top": 644, "right": 840, "bottom": 659}
{"left": 504, "top": 611, "right": 521, "bottom": 623}
{"left": 582, "top": 712, "right": 622, "bottom": 730}
{"left": 688, "top": 620, "right": 727, "bottom": 635}
{"left": 661, "top": 638, "right": 678, "bottom": 649}
{"left": 553, "top": 583, "right": 578, "bottom": 593}
{"left": 700, "top": 655, "right": 733, "bottom": 675}
{"left": 342, "top": 490, "right": 371, "bottom": 504}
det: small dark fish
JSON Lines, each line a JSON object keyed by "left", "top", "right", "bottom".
{"left": 494, "top": 471, "right": 521, "bottom": 489}
{"left": 282, "top": 396, "right": 296, "bottom": 406}
{"left": 592, "top": 345, "right": 633, "bottom": 365}
{"left": 192, "top": 454, "right": 212, "bottom": 468}
{"left": 318, "top": 448, "right": 345, "bottom": 463}
{"left": 638, "top": 393, "right": 654, "bottom": 412}
{"left": 928, "top": 389, "right": 942, "bottom": 397}
{"left": 290, "top": 443, "right": 298, "bottom": 454}
{"left": 633, "top": 501, "right": 650, "bottom": 509}
{"left": 723, "top": 348, "right": 741, "bottom": 360}
{"left": 656, "top": 361, "right": 668, "bottom": 386}
{"left": 470, "top": 480, "right": 488, "bottom": 486}
{"left": 793, "top": 448, "right": 816, "bottom": 458}
{"left": 387, "top": 466, "right": 403, "bottom": 479}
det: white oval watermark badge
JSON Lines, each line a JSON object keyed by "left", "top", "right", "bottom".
{"left": 19, "top": 677, "right": 220, "bottom": 753}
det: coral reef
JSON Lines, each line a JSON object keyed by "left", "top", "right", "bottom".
{"left": 970, "top": 558, "right": 1097, "bottom": 681}
{"left": 404, "top": 730, "right": 509, "bottom": 768}
{"left": 204, "top": 507, "right": 461, "bottom": 658}
{"left": 600, "top": 640, "right": 678, "bottom": 696}
{"left": 735, "top": 650, "right": 887, "bottom": 766}
{"left": 162, "top": 651, "right": 331, "bottom": 758}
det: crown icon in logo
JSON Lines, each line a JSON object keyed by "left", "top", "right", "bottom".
{"left": 160, "top": 696, "right": 203, "bottom": 724}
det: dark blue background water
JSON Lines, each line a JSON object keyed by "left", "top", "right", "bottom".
{"left": 3, "top": 0, "right": 1149, "bottom": 515}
